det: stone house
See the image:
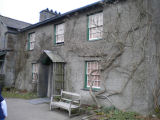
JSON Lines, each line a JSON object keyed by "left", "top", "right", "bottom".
{"left": 0, "top": 0, "right": 160, "bottom": 115}
{"left": 0, "top": 15, "right": 30, "bottom": 86}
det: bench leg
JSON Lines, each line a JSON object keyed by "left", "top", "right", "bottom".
{"left": 50, "top": 104, "right": 52, "bottom": 111}
{"left": 69, "top": 109, "right": 71, "bottom": 117}
{"left": 50, "top": 103, "right": 54, "bottom": 111}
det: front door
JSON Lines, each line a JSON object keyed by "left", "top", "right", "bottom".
{"left": 47, "top": 63, "right": 65, "bottom": 97}
{"left": 53, "top": 63, "right": 64, "bottom": 95}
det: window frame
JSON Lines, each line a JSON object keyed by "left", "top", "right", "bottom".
{"left": 28, "top": 32, "right": 35, "bottom": 50}
{"left": 84, "top": 61, "right": 101, "bottom": 90}
{"left": 54, "top": 23, "right": 65, "bottom": 44}
{"left": 87, "top": 12, "right": 103, "bottom": 41}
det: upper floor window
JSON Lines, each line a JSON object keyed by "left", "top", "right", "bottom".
{"left": 28, "top": 32, "right": 35, "bottom": 50}
{"left": 88, "top": 12, "right": 103, "bottom": 41}
{"left": 85, "top": 61, "right": 101, "bottom": 89}
{"left": 55, "top": 23, "right": 64, "bottom": 44}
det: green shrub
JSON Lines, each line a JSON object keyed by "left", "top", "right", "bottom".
{"left": 2, "top": 88, "right": 38, "bottom": 99}
{"left": 81, "top": 105, "right": 144, "bottom": 120}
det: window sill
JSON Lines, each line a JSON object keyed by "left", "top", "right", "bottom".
{"left": 88, "top": 38, "right": 103, "bottom": 41}
{"left": 81, "top": 88, "right": 100, "bottom": 92}
{"left": 27, "top": 49, "right": 34, "bottom": 51}
{"left": 54, "top": 42, "right": 64, "bottom": 46}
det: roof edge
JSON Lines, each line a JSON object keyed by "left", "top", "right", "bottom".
{"left": 20, "top": 0, "right": 126, "bottom": 32}
{"left": 20, "top": 0, "right": 102, "bottom": 32}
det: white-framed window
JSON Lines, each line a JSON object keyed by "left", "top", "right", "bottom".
{"left": 55, "top": 23, "right": 65, "bottom": 43}
{"left": 32, "top": 63, "right": 39, "bottom": 83}
{"left": 85, "top": 61, "right": 100, "bottom": 88}
{"left": 88, "top": 12, "right": 103, "bottom": 40}
{"left": 28, "top": 32, "right": 35, "bottom": 50}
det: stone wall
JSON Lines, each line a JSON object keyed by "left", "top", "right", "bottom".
{"left": 4, "top": 33, "right": 18, "bottom": 87}
{"left": 0, "top": 21, "right": 7, "bottom": 49}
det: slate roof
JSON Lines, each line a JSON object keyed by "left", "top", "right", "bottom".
{"left": 0, "top": 15, "right": 31, "bottom": 30}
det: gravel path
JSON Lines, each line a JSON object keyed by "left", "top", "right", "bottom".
{"left": 5, "top": 98, "right": 82, "bottom": 120}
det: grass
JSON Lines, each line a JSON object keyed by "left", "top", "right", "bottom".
{"left": 1, "top": 88, "right": 38, "bottom": 99}
{"left": 109, "top": 110, "right": 142, "bottom": 120}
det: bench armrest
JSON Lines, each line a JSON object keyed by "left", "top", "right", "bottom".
{"left": 51, "top": 95, "right": 61, "bottom": 102}
{"left": 68, "top": 99, "right": 81, "bottom": 110}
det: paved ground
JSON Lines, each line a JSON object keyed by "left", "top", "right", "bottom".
{"left": 5, "top": 98, "right": 83, "bottom": 120}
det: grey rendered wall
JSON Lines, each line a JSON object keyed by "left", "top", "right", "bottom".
{"left": 15, "top": 0, "right": 160, "bottom": 115}
{"left": 0, "top": 21, "right": 18, "bottom": 87}
{"left": 15, "top": 24, "right": 54, "bottom": 91}
{"left": 63, "top": 0, "right": 159, "bottom": 114}
{"left": 144, "top": 0, "right": 160, "bottom": 114}
{"left": 0, "top": 22, "right": 7, "bottom": 49}
{"left": 4, "top": 33, "right": 18, "bottom": 87}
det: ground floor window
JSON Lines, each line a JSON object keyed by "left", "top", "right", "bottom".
{"left": 32, "top": 63, "right": 39, "bottom": 83}
{"left": 85, "top": 61, "right": 100, "bottom": 89}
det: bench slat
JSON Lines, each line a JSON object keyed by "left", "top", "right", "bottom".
{"left": 61, "top": 91, "right": 80, "bottom": 97}
{"left": 61, "top": 98, "right": 72, "bottom": 102}
{"left": 51, "top": 101, "right": 79, "bottom": 109}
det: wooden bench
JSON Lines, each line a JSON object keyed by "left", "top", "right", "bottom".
{"left": 50, "top": 90, "right": 81, "bottom": 117}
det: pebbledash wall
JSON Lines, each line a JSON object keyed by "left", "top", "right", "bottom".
{"left": 13, "top": 0, "right": 160, "bottom": 114}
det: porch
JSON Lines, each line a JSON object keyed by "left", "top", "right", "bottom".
{"left": 37, "top": 50, "right": 65, "bottom": 97}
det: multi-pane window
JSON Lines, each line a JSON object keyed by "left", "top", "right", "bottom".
{"left": 85, "top": 61, "right": 100, "bottom": 88}
{"left": 32, "top": 63, "right": 39, "bottom": 83}
{"left": 28, "top": 33, "right": 35, "bottom": 50}
{"left": 55, "top": 23, "right": 64, "bottom": 43}
{"left": 88, "top": 12, "right": 103, "bottom": 40}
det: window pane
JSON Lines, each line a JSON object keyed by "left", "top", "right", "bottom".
{"left": 32, "top": 64, "right": 39, "bottom": 82}
{"left": 88, "top": 12, "right": 103, "bottom": 40}
{"left": 89, "top": 26, "right": 103, "bottom": 40}
{"left": 30, "top": 42, "right": 35, "bottom": 50}
{"left": 56, "top": 23, "right": 64, "bottom": 43}
{"left": 29, "top": 33, "right": 35, "bottom": 50}
{"left": 30, "top": 33, "right": 35, "bottom": 42}
{"left": 56, "top": 34, "right": 64, "bottom": 43}
{"left": 86, "top": 61, "right": 100, "bottom": 88}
